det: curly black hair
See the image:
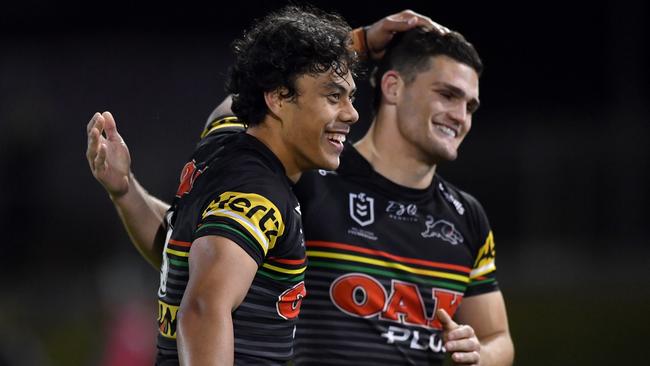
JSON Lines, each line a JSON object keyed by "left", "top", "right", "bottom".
{"left": 225, "top": 5, "right": 359, "bottom": 126}
{"left": 371, "top": 28, "right": 483, "bottom": 112}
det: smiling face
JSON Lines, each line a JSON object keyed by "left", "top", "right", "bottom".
{"left": 277, "top": 70, "right": 359, "bottom": 174}
{"left": 395, "top": 55, "right": 480, "bottom": 164}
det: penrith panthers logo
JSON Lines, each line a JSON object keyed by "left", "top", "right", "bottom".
{"left": 420, "top": 215, "right": 463, "bottom": 245}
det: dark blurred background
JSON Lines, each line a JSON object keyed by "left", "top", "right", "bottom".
{"left": 1, "top": 0, "right": 648, "bottom": 365}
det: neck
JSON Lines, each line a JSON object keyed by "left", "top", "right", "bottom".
{"left": 246, "top": 120, "right": 302, "bottom": 183}
{"left": 355, "top": 107, "right": 436, "bottom": 190}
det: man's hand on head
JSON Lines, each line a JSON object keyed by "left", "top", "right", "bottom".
{"left": 364, "top": 9, "right": 450, "bottom": 60}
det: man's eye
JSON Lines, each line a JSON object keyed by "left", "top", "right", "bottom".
{"left": 349, "top": 95, "right": 356, "bottom": 103}
{"left": 327, "top": 94, "right": 341, "bottom": 103}
{"left": 439, "top": 91, "right": 453, "bottom": 100}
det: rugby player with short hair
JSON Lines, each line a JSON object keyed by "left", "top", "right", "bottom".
{"left": 292, "top": 27, "right": 514, "bottom": 365}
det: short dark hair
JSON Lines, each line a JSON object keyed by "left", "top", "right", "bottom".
{"left": 226, "top": 5, "right": 358, "bottom": 126}
{"left": 372, "top": 28, "right": 483, "bottom": 112}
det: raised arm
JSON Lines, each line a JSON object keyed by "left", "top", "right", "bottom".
{"left": 353, "top": 9, "right": 450, "bottom": 61}
{"left": 86, "top": 111, "right": 169, "bottom": 269}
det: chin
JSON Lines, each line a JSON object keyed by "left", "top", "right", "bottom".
{"left": 443, "top": 153, "right": 459, "bottom": 162}
{"left": 429, "top": 148, "right": 458, "bottom": 163}
{"left": 319, "top": 156, "right": 340, "bottom": 171}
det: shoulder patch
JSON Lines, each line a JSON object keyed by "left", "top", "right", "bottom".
{"left": 470, "top": 231, "right": 496, "bottom": 279}
{"left": 202, "top": 191, "right": 285, "bottom": 254}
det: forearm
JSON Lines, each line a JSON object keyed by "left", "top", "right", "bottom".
{"left": 110, "top": 172, "right": 169, "bottom": 269}
{"left": 177, "top": 302, "right": 234, "bottom": 365}
{"left": 478, "top": 331, "right": 514, "bottom": 366}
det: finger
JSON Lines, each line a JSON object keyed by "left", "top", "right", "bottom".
{"left": 383, "top": 15, "right": 420, "bottom": 33}
{"left": 86, "top": 127, "right": 100, "bottom": 169}
{"left": 101, "top": 111, "right": 122, "bottom": 142}
{"left": 88, "top": 114, "right": 107, "bottom": 147}
{"left": 94, "top": 142, "right": 108, "bottom": 173}
{"left": 86, "top": 112, "right": 102, "bottom": 134}
{"left": 395, "top": 10, "right": 436, "bottom": 29}
{"left": 445, "top": 337, "right": 480, "bottom": 352}
{"left": 428, "top": 21, "right": 450, "bottom": 34}
{"left": 447, "top": 324, "right": 476, "bottom": 341}
{"left": 396, "top": 10, "right": 450, "bottom": 34}
{"left": 411, "top": 15, "right": 436, "bottom": 30}
{"left": 446, "top": 325, "right": 474, "bottom": 341}
{"left": 451, "top": 350, "right": 480, "bottom": 365}
{"left": 384, "top": 13, "right": 449, "bottom": 36}
{"left": 436, "top": 308, "right": 459, "bottom": 331}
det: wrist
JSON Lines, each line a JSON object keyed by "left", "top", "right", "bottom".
{"left": 108, "top": 172, "right": 135, "bottom": 203}
{"left": 350, "top": 26, "right": 370, "bottom": 61}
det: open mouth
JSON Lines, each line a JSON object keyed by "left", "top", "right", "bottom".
{"left": 325, "top": 132, "right": 347, "bottom": 147}
{"left": 433, "top": 123, "right": 459, "bottom": 138}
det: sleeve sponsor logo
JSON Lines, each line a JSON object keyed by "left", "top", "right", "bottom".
{"left": 470, "top": 230, "right": 496, "bottom": 278}
{"left": 202, "top": 192, "right": 285, "bottom": 254}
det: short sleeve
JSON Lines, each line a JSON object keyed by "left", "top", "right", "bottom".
{"left": 193, "top": 175, "right": 289, "bottom": 266}
{"left": 463, "top": 194, "right": 500, "bottom": 297}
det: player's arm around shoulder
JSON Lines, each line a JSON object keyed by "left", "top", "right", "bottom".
{"left": 455, "top": 290, "right": 514, "bottom": 365}
{"left": 176, "top": 235, "right": 258, "bottom": 365}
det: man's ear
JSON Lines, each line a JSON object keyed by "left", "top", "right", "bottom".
{"left": 264, "top": 88, "right": 288, "bottom": 118}
{"left": 381, "top": 70, "right": 403, "bottom": 105}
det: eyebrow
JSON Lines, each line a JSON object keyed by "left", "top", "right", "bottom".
{"left": 435, "top": 82, "right": 480, "bottom": 112}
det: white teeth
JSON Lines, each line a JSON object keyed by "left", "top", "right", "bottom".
{"left": 326, "top": 133, "right": 346, "bottom": 143}
{"left": 435, "top": 125, "right": 457, "bottom": 138}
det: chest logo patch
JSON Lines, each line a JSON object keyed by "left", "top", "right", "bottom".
{"left": 349, "top": 192, "right": 375, "bottom": 227}
{"left": 420, "top": 215, "right": 464, "bottom": 245}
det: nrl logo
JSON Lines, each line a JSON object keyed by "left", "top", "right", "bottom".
{"left": 421, "top": 215, "right": 464, "bottom": 245}
{"left": 349, "top": 192, "right": 375, "bottom": 227}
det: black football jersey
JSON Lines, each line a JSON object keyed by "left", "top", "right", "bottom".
{"left": 292, "top": 143, "right": 498, "bottom": 365}
{"left": 156, "top": 118, "right": 306, "bottom": 365}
